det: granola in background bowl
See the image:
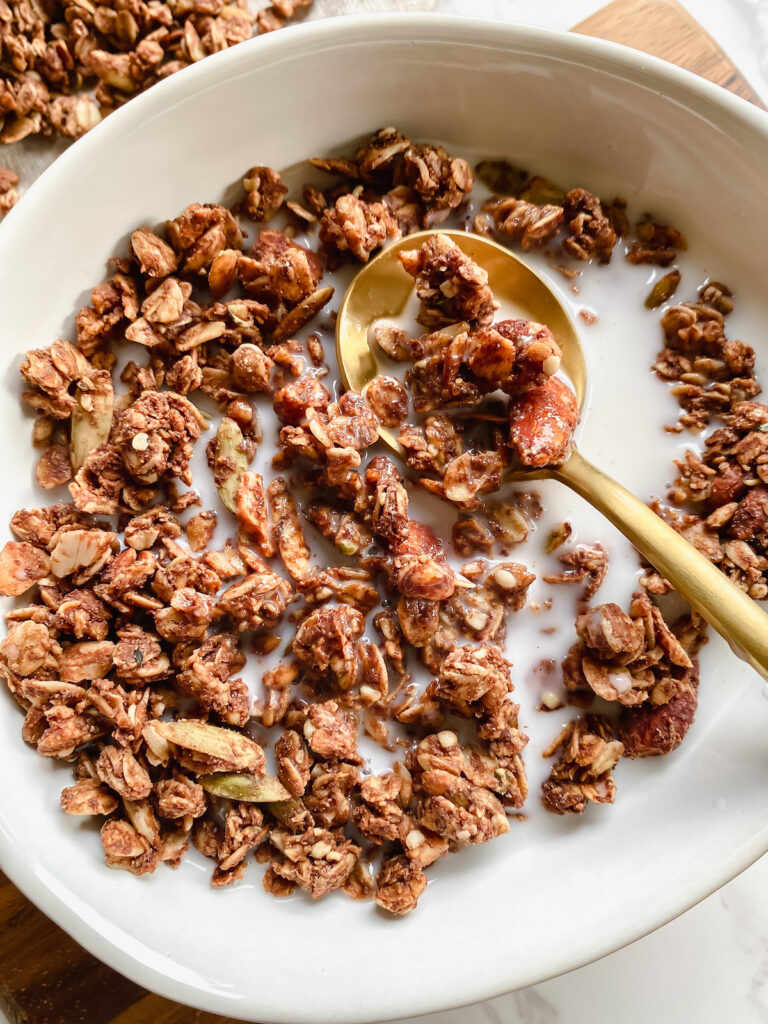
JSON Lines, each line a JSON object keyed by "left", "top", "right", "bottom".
{"left": 0, "top": 0, "right": 314, "bottom": 215}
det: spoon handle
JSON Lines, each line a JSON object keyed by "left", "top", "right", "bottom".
{"left": 553, "top": 448, "right": 768, "bottom": 681}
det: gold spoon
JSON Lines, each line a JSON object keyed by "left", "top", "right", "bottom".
{"left": 336, "top": 229, "right": 768, "bottom": 681}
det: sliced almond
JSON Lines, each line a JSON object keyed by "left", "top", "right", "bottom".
{"left": 142, "top": 720, "right": 265, "bottom": 774}
{"left": 70, "top": 370, "right": 114, "bottom": 471}
{"left": 59, "top": 640, "right": 115, "bottom": 682}
{"left": 271, "top": 285, "right": 334, "bottom": 344}
{"left": 235, "top": 471, "right": 275, "bottom": 557}
{"left": 0, "top": 541, "right": 50, "bottom": 596}
{"left": 176, "top": 320, "right": 226, "bottom": 352}
{"left": 215, "top": 417, "right": 248, "bottom": 514}
{"left": 50, "top": 528, "right": 117, "bottom": 583}
{"left": 267, "top": 476, "right": 310, "bottom": 580}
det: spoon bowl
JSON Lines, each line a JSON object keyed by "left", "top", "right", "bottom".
{"left": 335, "top": 229, "right": 586, "bottom": 456}
{"left": 336, "top": 229, "right": 768, "bottom": 682}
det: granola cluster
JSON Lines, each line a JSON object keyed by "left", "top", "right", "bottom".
{"left": 663, "top": 401, "right": 768, "bottom": 599}
{"left": 653, "top": 281, "right": 758, "bottom": 432}
{"left": 475, "top": 160, "right": 687, "bottom": 270}
{"left": 541, "top": 592, "right": 704, "bottom": 813}
{"left": 365, "top": 233, "right": 579, "bottom": 510}
{"left": 635, "top": 281, "right": 768, "bottom": 599}
{"left": 310, "top": 126, "right": 474, "bottom": 246}
{"left": 0, "top": 165, "right": 17, "bottom": 214}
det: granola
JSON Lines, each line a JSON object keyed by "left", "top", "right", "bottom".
{"left": 0, "top": 125, "right": 739, "bottom": 920}
{"left": 664, "top": 400, "right": 768, "bottom": 598}
{"left": 0, "top": 166, "right": 18, "bottom": 216}
{"left": 561, "top": 592, "right": 702, "bottom": 710}
{"left": 541, "top": 716, "right": 623, "bottom": 815}
{"left": 0, "top": 0, "right": 313, "bottom": 156}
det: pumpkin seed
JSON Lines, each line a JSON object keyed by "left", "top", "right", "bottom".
{"left": 200, "top": 772, "right": 291, "bottom": 803}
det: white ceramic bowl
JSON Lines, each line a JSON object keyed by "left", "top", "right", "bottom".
{"left": 2, "top": 15, "right": 768, "bottom": 1024}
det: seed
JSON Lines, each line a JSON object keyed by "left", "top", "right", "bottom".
{"left": 645, "top": 269, "right": 681, "bottom": 310}
{"left": 200, "top": 772, "right": 290, "bottom": 803}
{"left": 518, "top": 175, "right": 564, "bottom": 205}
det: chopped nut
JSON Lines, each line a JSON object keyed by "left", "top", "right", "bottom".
{"left": 509, "top": 377, "right": 579, "bottom": 467}
{"left": 230, "top": 344, "right": 273, "bottom": 393}
{"left": 131, "top": 229, "right": 178, "bottom": 278}
{"left": 186, "top": 510, "right": 217, "bottom": 552}
{"left": 0, "top": 542, "right": 50, "bottom": 596}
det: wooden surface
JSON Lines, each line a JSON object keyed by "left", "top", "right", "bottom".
{"left": 573, "top": 0, "right": 766, "bottom": 107}
{"left": 0, "top": 870, "right": 239, "bottom": 1024}
{"left": 0, "top": 2, "right": 763, "bottom": 1023}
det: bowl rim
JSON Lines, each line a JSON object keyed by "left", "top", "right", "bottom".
{"left": 2, "top": 12, "right": 768, "bottom": 1022}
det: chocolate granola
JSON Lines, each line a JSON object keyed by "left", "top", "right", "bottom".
{"left": 0, "top": 125, "right": 736, "bottom": 916}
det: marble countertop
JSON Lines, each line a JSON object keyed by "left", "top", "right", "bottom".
{"left": 4, "top": 2, "right": 768, "bottom": 1023}
{"left": 394, "top": 853, "right": 768, "bottom": 1023}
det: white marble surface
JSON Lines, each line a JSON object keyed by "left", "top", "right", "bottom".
{"left": 4, "top": 3, "right": 768, "bottom": 1023}
{"left": 392, "top": 852, "right": 768, "bottom": 1023}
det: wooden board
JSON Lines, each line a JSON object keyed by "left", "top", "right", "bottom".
{"left": 0, "top": 2, "right": 763, "bottom": 1022}
{"left": 573, "top": 0, "right": 765, "bottom": 107}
